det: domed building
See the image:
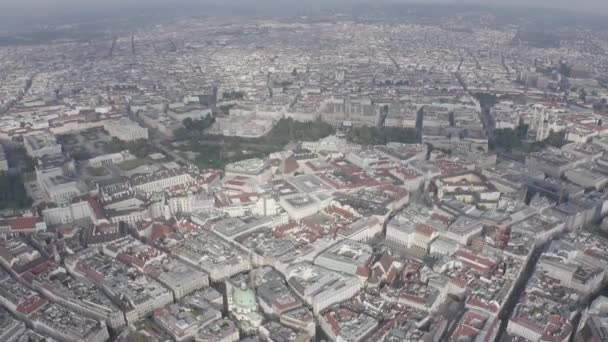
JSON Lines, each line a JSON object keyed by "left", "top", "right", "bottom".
{"left": 228, "top": 283, "right": 263, "bottom": 334}
{"left": 232, "top": 284, "right": 256, "bottom": 313}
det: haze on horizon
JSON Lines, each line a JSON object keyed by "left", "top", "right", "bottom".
{"left": 2, "top": 0, "right": 608, "bottom": 16}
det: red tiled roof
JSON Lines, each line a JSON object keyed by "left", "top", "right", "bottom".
{"left": 356, "top": 265, "right": 370, "bottom": 278}
{"left": 283, "top": 156, "right": 299, "bottom": 174}
{"left": 150, "top": 224, "right": 172, "bottom": 241}
{"left": 415, "top": 224, "right": 435, "bottom": 237}
{"left": 466, "top": 296, "right": 499, "bottom": 313}
{"left": 0, "top": 246, "right": 15, "bottom": 263}
{"left": 454, "top": 250, "right": 497, "bottom": 272}
{"left": 87, "top": 196, "right": 106, "bottom": 220}
{"left": 16, "top": 295, "right": 47, "bottom": 315}
{"left": 5, "top": 217, "right": 38, "bottom": 230}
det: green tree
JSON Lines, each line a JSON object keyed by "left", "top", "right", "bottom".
{"left": 218, "top": 104, "right": 235, "bottom": 115}
{"left": 474, "top": 92, "right": 499, "bottom": 108}
{"left": 103, "top": 138, "right": 156, "bottom": 158}
{"left": 579, "top": 88, "right": 587, "bottom": 102}
{"left": 264, "top": 117, "right": 334, "bottom": 145}
{"left": 0, "top": 174, "right": 32, "bottom": 210}
{"left": 494, "top": 128, "right": 521, "bottom": 151}
{"left": 179, "top": 117, "right": 335, "bottom": 168}
{"left": 182, "top": 114, "right": 215, "bottom": 132}
{"left": 516, "top": 123, "right": 529, "bottom": 140}
{"left": 346, "top": 126, "right": 417, "bottom": 145}
{"left": 544, "top": 130, "right": 566, "bottom": 148}
{"left": 222, "top": 91, "right": 245, "bottom": 100}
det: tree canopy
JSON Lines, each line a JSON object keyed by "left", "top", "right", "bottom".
{"left": 543, "top": 129, "right": 566, "bottom": 148}
{"left": 493, "top": 125, "right": 567, "bottom": 152}
{"left": 183, "top": 115, "right": 215, "bottom": 132}
{"left": 264, "top": 117, "right": 334, "bottom": 145}
{"left": 494, "top": 124, "right": 528, "bottom": 151}
{"left": 0, "top": 174, "right": 32, "bottom": 210}
{"left": 222, "top": 91, "right": 245, "bottom": 100}
{"left": 175, "top": 117, "right": 335, "bottom": 169}
{"left": 474, "top": 92, "right": 499, "bottom": 108}
{"left": 104, "top": 138, "right": 156, "bottom": 158}
{"left": 346, "top": 126, "right": 418, "bottom": 145}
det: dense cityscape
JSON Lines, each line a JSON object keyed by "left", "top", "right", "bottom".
{"left": 2, "top": 2, "right": 608, "bottom": 341}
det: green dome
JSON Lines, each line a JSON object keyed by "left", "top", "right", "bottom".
{"left": 233, "top": 286, "right": 256, "bottom": 309}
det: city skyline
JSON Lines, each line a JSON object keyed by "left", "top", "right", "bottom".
{"left": 1, "top": 2, "right": 608, "bottom": 342}
{"left": 3, "top": 0, "right": 608, "bottom": 16}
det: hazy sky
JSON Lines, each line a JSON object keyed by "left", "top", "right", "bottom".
{"left": 2, "top": 0, "right": 608, "bottom": 16}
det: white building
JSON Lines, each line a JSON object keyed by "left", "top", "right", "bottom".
{"left": 42, "top": 198, "right": 104, "bottom": 226}
{"left": 132, "top": 169, "right": 196, "bottom": 194}
{"left": 88, "top": 152, "right": 130, "bottom": 168}
{"left": 39, "top": 176, "right": 84, "bottom": 204}
{"left": 224, "top": 158, "right": 272, "bottom": 184}
{"left": 286, "top": 263, "right": 361, "bottom": 315}
{"left": 168, "top": 192, "right": 215, "bottom": 215}
{"left": 154, "top": 258, "right": 210, "bottom": 301}
{"left": 301, "top": 135, "right": 356, "bottom": 153}
{"left": 430, "top": 237, "right": 460, "bottom": 256}
{"left": 104, "top": 117, "right": 148, "bottom": 142}
{"left": 339, "top": 217, "right": 383, "bottom": 242}
{"left": 0, "top": 145, "right": 8, "bottom": 172}
{"left": 24, "top": 132, "right": 62, "bottom": 158}
{"left": 279, "top": 194, "right": 332, "bottom": 221}
{"left": 314, "top": 240, "right": 373, "bottom": 283}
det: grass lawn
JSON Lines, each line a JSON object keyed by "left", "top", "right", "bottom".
{"left": 87, "top": 166, "right": 110, "bottom": 177}
{"left": 117, "top": 158, "right": 148, "bottom": 171}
